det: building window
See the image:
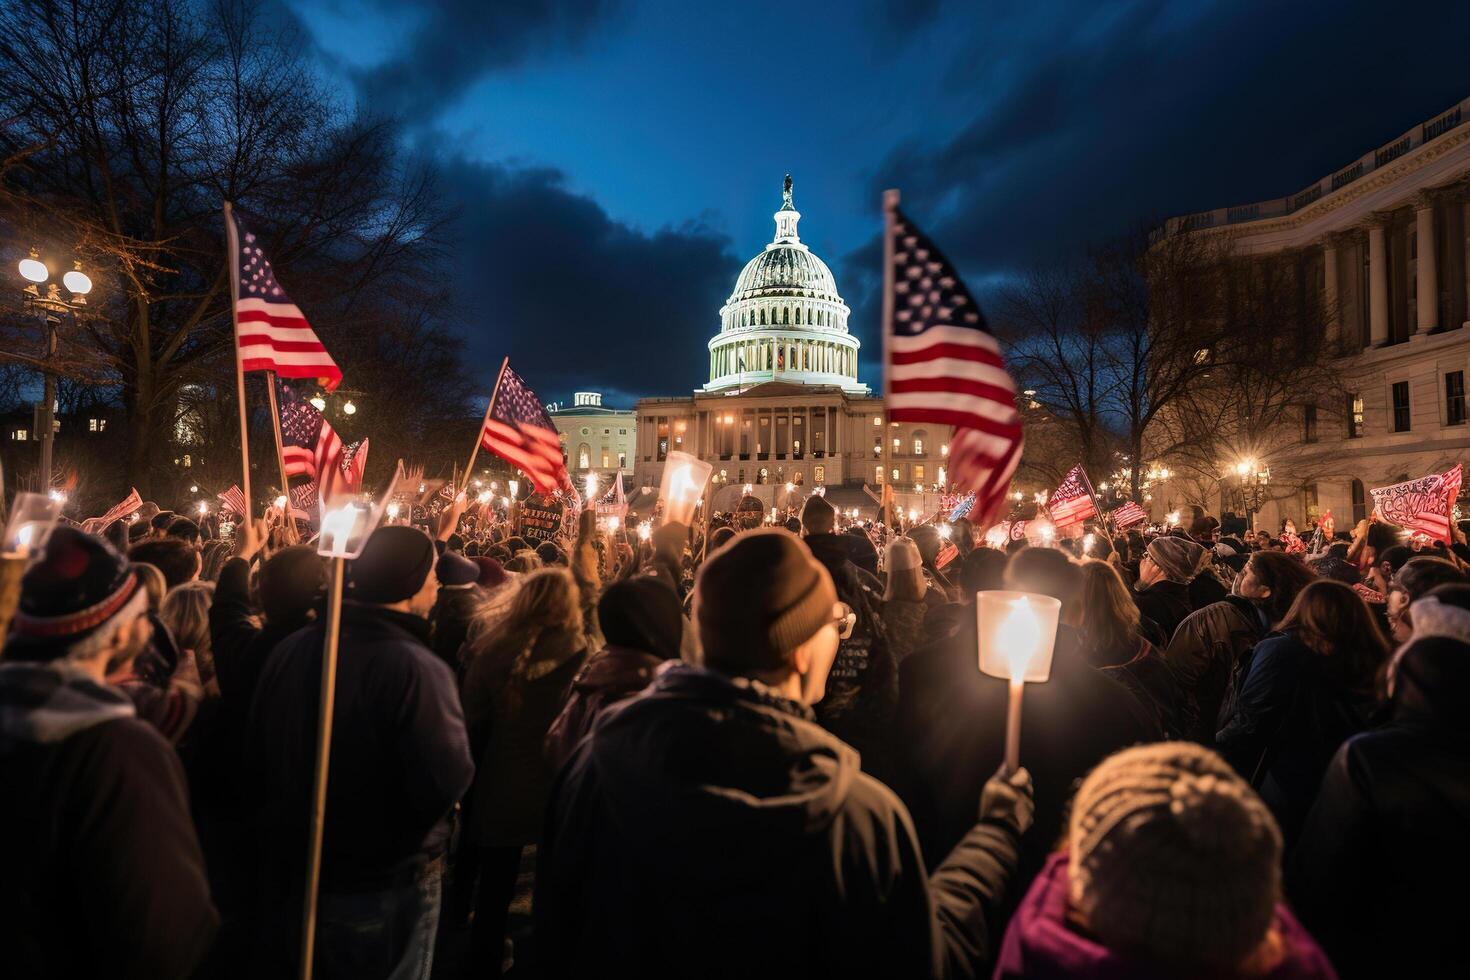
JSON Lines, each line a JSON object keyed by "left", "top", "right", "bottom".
{"left": 89, "top": 418, "right": 98, "bottom": 432}
{"left": 618, "top": 453, "right": 627, "bottom": 469}
{"left": 891, "top": 467, "right": 900, "bottom": 482}
{"left": 1303, "top": 405, "right": 1318, "bottom": 443}
{"left": 182, "top": 454, "right": 192, "bottom": 468}
{"left": 875, "top": 465, "right": 884, "bottom": 485}
{"left": 12, "top": 428, "right": 27, "bottom": 441}
{"left": 619, "top": 428, "right": 627, "bottom": 435}
{"left": 602, "top": 453, "right": 610, "bottom": 468}
{"left": 579, "top": 444, "right": 591, "bottom": 469}
{"left": 580, "top": 426, "right": 590, "bottom": 436}
{"left": 872, "top": 416, "right": 881, "bottom": 427}
{"left": 1351, "top": 478, "right": 1367, "bottom": 524}
{"left": 603, "top": 428, "right": 610, "bottom": 435}
{"left": 913, "top": 433, "right": 925, "bottom": 455}
{"left": 814, "top": 464, "right": 825, "bottom": 483}
{"left": 1447, "top": 371, "right": 1466, "bottom": 426}
{"left": 1392, "top": 381, "right": 1411, "bottom": 432}
{"left": 914, "top": 464, "right": 925, "bottom": 483}
{"left": 1348, "top": 394, "right": 1364, "bottom": 438}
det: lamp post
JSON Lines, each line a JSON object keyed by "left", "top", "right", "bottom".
{"left": 1234, "top": 458, "right": 1271, "bottom": 531}
{"left": 16, "top": 249, "right": 92, "bottom": 491}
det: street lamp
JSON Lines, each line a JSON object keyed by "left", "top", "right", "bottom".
{"left": 15, "top": 248, "right": 94, "bottom": 492}
{"left": 1234, "top": 458, "right": 1271, "bottom": 530}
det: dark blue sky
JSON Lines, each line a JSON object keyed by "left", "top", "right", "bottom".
{"left": 285, "top": 0, "right": 1470, "bottom": 406}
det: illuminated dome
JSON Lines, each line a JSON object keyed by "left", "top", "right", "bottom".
{"left": 705, "top": 175, "right": 867, "bottom": 394}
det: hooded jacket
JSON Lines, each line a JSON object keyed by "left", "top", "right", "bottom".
{"left": 0, "top": 661, "right": 218, "bottom": 979}
{"left": 1132, "top": 579, "right": 1192, "bottom": 647}
{"left": 993, "top": 853, "right": 1336, "bottom": 979}
{"left": 1289, "top": 634, "right": 1470, "bottom": 978}
{"left": 1165, "top": 596, "right": 1271, "bottom": 743}
{"left": 535, "top": 663, "right": 1022, "bottom": 979}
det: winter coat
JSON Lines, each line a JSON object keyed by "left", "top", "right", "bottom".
{"left": 1098, "top": 636, "right": 1186, "bottom": 740}
{"left": 461, "top": 625, "right": 586, "bottom": 846}
{"left": 883, "top": 596, "right": 930, "bottom": 665}
{"left": 245, "top": 603, "right": 474, "bottom": 892}
{"left": 1289, "top": 635, "right": 1470, "bottom": 978}
{"left": 535, "top": 663, "right": 1024, "bottom": 978}
{"left": 544, "top": 644, "right": 663, "bottom": 770}
{"left": 993, "top": 853, "right": 1337, "bottom": 979}
{"left": 1216, "top": 630, "right": 1377, "bottom": 847}
{"left": 1188, "top": 562, "right": 1233, "bottom": 609}
{"left": 894, "top": 622, "right": 1161, "bottom": 884}
{"left": 1164, "top": 596, "right": 1271, "bottom": 744}
{"left": 0, "top": 662, "right": 218, "bottom": 979}
{"left": 805, "top": 533, "right": 898, "bottom": 765}
{"left": 428, "top": 583, "right": 480, "bottom": 671}
{"left": 1131, "top": 579, "right": 1192, "bottom": 646}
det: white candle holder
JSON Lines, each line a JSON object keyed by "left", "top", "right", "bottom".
{"left": 658, "top": 451, "right": 712, "bottom": 526}
{"left": 3, "top": 492, "right": 63, "bottom": 559}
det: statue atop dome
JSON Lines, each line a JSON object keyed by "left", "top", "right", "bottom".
{"left": 781, "top": 173, "right": 794, "bottom": 211}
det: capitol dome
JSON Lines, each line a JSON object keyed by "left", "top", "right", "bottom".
{"left": 705, "top": 176, "right": 867, "bottom": 394}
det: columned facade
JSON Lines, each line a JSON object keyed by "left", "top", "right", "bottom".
{"left": 1164, "top": 95, "right": 1470, "bottom": 531}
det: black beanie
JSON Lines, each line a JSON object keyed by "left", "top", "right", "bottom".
{"left": 259, "top": 546, "right": 327, "bottom": 625}
{"left": 694, "top": 529, "right": 836, "bottom": 674}
{"left": 348, "top": 526, "right": 436, "bottom": 604}
{"left": 437, "top": 549, "right": 480, "bottom": 588}
{"left": 7, "top": 526, "right": 144, "bottom": 660}
{"left": 598, "top": 578, "right": 684, "bottom": 661}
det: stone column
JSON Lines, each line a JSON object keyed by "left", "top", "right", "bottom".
{"left": 1322, "top": 237, "right": 1340, "bottom": 350}
{"left": 1415, "top": 193, "right": 1439, "bottom": 335}
{"left": 1464, "top": 197, "right": 1470, "bottom": 328}
{"left": 1368, "top": 219, "right": 1389, "bottom": 346}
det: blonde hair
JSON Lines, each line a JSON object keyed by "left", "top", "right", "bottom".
{"left": 161, "top": 580, "right": 216, "bottom": 682}
{"left": 1077, "top": 559, "right": 1141, "bottom": 662}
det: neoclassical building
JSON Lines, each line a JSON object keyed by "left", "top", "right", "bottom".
{"left": 1163, "top": 95, "right": 1470, "bottom": 529}
{"left": 635, "top": 177, "right": 951, "bottom": 509}
{"left": 548, "top": 391, "right": 636, "bottom": 482}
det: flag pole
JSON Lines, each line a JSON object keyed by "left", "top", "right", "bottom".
{"left": 264, "top": 372, "right": 299, "bottom": 544}
{"left": 880, "top": 189, "right": 899, "bottom": 526}
{"left": 462, "top": 357, "right": 509, "bottom": 493}
{"left": 224, "top": 201, "right": 253, "bottom": 526}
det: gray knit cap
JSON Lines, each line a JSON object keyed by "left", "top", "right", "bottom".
{"left": 1068, "top": 743, "right": 1281, "bottom": 970}
{"left": 1146, "top": 536, "right": 1206, "bottom": 583}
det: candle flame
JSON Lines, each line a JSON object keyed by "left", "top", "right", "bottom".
{"left": 998, "top": 597, "right": 1040, "bottom": 682}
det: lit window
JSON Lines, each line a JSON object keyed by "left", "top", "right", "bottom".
{"left": 13, "top": 428, "right": 27, "bottom": 441}
{"left": 618, "top": 453, "right": 627, "bottom": 469}
{"left": 619, "top": 428, "right": 627, "bottom": 435}
{"left": 915, "top": 464, "right": 925, "bottom": 482}
{"left": 1348, "top": 395, "right": 1364, "bottom": 438}
{"left": 893, "top": 437, "right": 901, "bottom": 449}
{"left": 891, "top": 467, "right": 900, "bottom": 481}
{"left": 913, "top": 438, "right": 924, "bottom": 455}
{"left": 814, "top": 465, "right": 825, "bottom": 483}
{"left": 602, "top": 453, "right": 611, "bottom": 468}
{"left": 89, "top": 418, "right": 98, "bottom": 432}
{"left": 875, "top": 465, "right": 884, "bottom": 485}
{"left": 872, "top": 417, "right": 881, "bottom": 427}
{"left": 182, "top": 454, "right": 192, "bottom": 468}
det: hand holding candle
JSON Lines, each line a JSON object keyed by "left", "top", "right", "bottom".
{"left": 976, "top": 590, "right": 1060, "bottom": 774}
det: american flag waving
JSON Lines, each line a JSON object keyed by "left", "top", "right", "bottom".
{"left": 1110, "top": 501, "right": 1149, "bottom": 530}
{"left": 883, "top": 193, "right": 1023, "bottom": 527}
{"left": 277, "top": 379, "right": 350, "bottom": 503}
{"left": 226, "top": 205, "right": 342, "bottom": 390}
{"left": 1047, "top": 465, "right": 1099, "bottom": 530}
{"left": 477, "top": 362, "right": 570, "bottom": 494}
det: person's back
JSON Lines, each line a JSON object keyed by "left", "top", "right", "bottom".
{"left": 1290, "top": 590, "right": 1470, "bottom": 978}
{"left": 537, "top": 531, "right": 1033, "bottom": 978}
{"left": 0, "top": 528, "right": 217, "bottom": 979}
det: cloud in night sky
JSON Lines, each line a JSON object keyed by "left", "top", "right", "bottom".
{"left": 436, "top": 157, "right": 741, "bottom": 408}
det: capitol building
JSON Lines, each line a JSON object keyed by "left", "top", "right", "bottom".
{"left": 634, "top": 176, "right": 952, "bottom": 510}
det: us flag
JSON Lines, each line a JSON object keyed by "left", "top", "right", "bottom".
{"left": 884, "top": 193, "right": 1023, "bottom": 528}
{"left": 217, "top": 485, "right": 247, "bottom": 517}
{"left": 478, "top": 362, "right": 570, "bottom": 494}
{"left": 1111, "top": 501, "right": 1149, "bottom": 529}
{"left": 226, "top": 205, "right": 342, "bottom": 389}
{"left": 1047, "top": 465, "right": 1099, "bottom": 530}
{"left": 277, "top": 379, "right": 349, "bottom": 502}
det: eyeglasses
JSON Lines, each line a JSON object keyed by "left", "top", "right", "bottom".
{"left": 831, "top": 602, "right": 856, "bottom": 640}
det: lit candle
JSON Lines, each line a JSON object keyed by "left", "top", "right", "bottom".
{"left": 585, "top": 473, "right": 599, "bottom": 500}
{"left": 198, "top": 502, "right": 209, "bottom": 516}
{"left": 14, "top": 524, "right": 35, "bottom": 553}
{"left": 387, "top": 502, "right": 401, "bottom": 521}
{"left": 976, "top": 591, "right": 1060, "bottom": 774}
{"left": 607, "top": 515, "right": 622, "bottom": 531}
{"left": 477, "top": 491, "right": 492, "bottom": 505}
{"left": 938, "top": 524, "right": 952, "bottom": 540}
{"left": 508, "top": 479, "right": 520, "bottom": 499}
{"left": 999, "top": 599, "right": 1040, "bottom": 774}
{"left": 638, "top": 522, "right": 652, "bottom": 541}
{"left": 275, "top": 495, "right": 289, "bottom": 511}
{"left": 1167, "top": 510, "right": 1180, "bottom": 526}
{"left": 320, "top": 504, "right": 359, "bottom": 557}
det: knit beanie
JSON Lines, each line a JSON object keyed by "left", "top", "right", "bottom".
{"left": 348, "top": 525, "right": 436, "bottom": 604}
{"left": 801, "top": 493, "right": 836, "bottom": 535}
{"left": 886, "top": 536, "right": 922, "bottom": 572}
{"left": 907, "top": 524, "right": 942, "bottom": 565}
{"left": 1069, "top": 743, "right": 1282, "bottom": 970}
{"left": 1146, "top": 536, "right": 1205, "bottom": 583}
{"left": 259, "top": 546, "right": 327, "bottom": 625}
{"left": 693, "top": 529, "right": 837, "bottom": 674}
{"left": 436, "top": 549, "right": 480, "bottom": 588}
{"left": 472, "top": 556, "right": 507, "bottom": 590}
{"left": 598, "top": 577, "right": 684, "bottom": 662}
{"left": 6, "top": 527, "right": 147, "bottom": 661}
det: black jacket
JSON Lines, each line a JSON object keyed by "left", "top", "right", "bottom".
{"left": 1289, "top": 636, "right": 1470, "bottom": 978}
{"left": 0, "top": 663, "right": 217, "bottom": 979}
{"left": 535, "top": 663, "right": 1022, "bottom": 979}
{"left": 245, "top": 603, "right": 474, "bottom": 891}
{"left": 428, "top": 584, "right": 480, "bottom": 672}
{"left": 804, "top": 533, "right": 897, "bottom": 766}
{"left": 894, "top": 621, "right": 1160, "bottom": 884}
{"left": 1216, "top": 630, "right": 1376, "bottom": 848}
{"left": 1131, "top": 579, "right": 1192, "bottom": 646}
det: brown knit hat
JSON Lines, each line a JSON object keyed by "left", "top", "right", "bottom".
{"left": 1068, "top": 743, "right": 1282, "bottom": 970}
{"left": 1145, "top": 535, "right": 1205, "bottom": 583}
{"left": 693, "top": 529, "right": 837, "bottom": 674}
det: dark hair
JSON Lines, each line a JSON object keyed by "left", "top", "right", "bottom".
{"left": 1376, "top": 545, "right": 1414, "bottom": 575}
{"left": 959, "top": 547, "right": 1008, "bottom": 595}
{"left": 1245, "top": 551, "right": 1318, "bottom": 623}
{"left": 1393, "top": 556, "right": 1467, "bottom": 602}
{"left": 1365, "top": 522, "right": 1403, "bottom": 554}
{"left": 128, "top": 537, "right": 199, "bottom": 589}
{"left": 1003, "top": 546, "right": 1083, "bottom": 605}
{"left": 1424, "top": 581, "right": 1470, "bottom": 612}
{"left": 165, "top": 517, "right": 200, "bottom": 543}
{"left": 1081, "top": 533, "right": 1114, "bottom": 561}
{"left": 1111, "top": 536, "right": 1130, "bottom": 563}
{"left": 1277, "top": 580, "right": 1389, "bottom": 698}
{"left": 150, "top": 511, "right": 176, "bottom": 532}
{"left": 535, "top": 541, "right": 567, "bottom": 566}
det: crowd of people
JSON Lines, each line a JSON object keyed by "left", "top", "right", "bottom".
{"left": 2, "top": 490, "right": 1467, "bottom": 979}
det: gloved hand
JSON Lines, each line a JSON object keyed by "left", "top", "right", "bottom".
{"left": 979, "top": 765, "right": 1035, "bottom": 836}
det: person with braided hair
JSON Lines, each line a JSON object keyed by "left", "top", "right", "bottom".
{"left": 993, "top": 743, "right": 1336, "bottom": 978}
